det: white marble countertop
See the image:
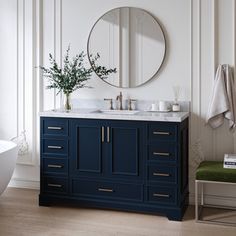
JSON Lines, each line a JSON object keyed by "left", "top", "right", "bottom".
{"left": 39, "top": 109, "right": 189, "bottom": 122}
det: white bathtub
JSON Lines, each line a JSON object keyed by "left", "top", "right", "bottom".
{"left": 0, "top": 140, "right": 18, "bottom": 195}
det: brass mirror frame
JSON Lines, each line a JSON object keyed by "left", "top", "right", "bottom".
{"left": 87, "top": 7, "right": 166, "bottom": 88}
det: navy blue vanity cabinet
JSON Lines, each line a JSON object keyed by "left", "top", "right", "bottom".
{"left": 70, "top": 119, "right": 144, "bottom": 179}
{"left": 107, "top": 121, "right": 144, "bottom": 180}
{"left": 145, "top": 119, "right": 189, "bottom": 220}
{"left": 39, "top": 116, "right": 189, "bottom": 221}
{"left": 70, "top": 119, "right": 104, "bottom": 177}
{"left": 70, "top": 119, "right": 145, "bottom": 201}
{"left": 39, "top": 118, "right": 69, "bottom": 201}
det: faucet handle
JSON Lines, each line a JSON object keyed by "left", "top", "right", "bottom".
{"left": 128, "top": 99, "right": 137, "bottom": 110}
{"left": 104, "top": 98, "right": 114, "bottom": 110}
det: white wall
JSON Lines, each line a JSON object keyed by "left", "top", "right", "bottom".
{"left": 0, "top": 0, "right": 17, "bottom": 141}
{"left": 0, "top": 0, "right": 236, "bottom": 205}
{"left": 62, "top": 0, "right": 191, "bottom": 101}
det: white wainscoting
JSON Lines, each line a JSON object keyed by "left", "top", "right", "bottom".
{"left": 0, "top": 0, "right": 41, "bottom": 187}
{"left": 190, "top": 0, "right": 236, "bottom": 205}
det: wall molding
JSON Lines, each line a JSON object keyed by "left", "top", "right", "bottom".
{"left": 9, "top": 178, "right": 40, "bottom": 190}
{"left": 14, "top": 0, "right": 41, "bottom": 166}
{"left": 197, "top": 0, "right": 201, "bottom": 119}
{"left": 38, "top": 0, "right": 43, "bottom": 113}
{"left": 53, "top": 0, "right": 63, "bottom": 110}
{"left": 16, "top": 0, "right": 35, "bottom": 165}
{"left": 189, "top": 193, "right": 236, "bottom": 207}
{"left": 32, "top": 0, "right": 38, "bottom": 166}
{"left": 189, "top": 0, "right": 236, "bottom": 205}
{"left": 189, "top": 0, "right": 202, "bottom": 182}
{"left": 212, "top": 0, "right": 217, "bottom": 160}
{"left": 233, "top": 0, "right": 236, "bottom": 153}
{"left": 35, "top": 0, "right": 43, "bottom": 166}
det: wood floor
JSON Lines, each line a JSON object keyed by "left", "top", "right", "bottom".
{"left": 0, "top": 188, "right": 235, "bottom": 236}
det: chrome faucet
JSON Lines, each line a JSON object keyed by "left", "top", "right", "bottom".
{"left": 116, "top": 92, "right": 123, "bottom": 110}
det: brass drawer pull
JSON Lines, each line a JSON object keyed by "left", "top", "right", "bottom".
{"left": 101, "top": 126, "right": 105, "bottom": 143}
{"left": 107, "top": 127, "right": 110, "bottom": 143}
{"left": 153, "top": 131, "right": 170, "bottom": 135}
{"left": 47, "top": 183, "right": 62, "bottom": 188}
{"left": 153, "top": 152, "right": 170, "bottom": 156}
{"left": 47, "top": 164, "right": 63, "bottom": 169}
{"left": 153, "top": 172, "right": 170, "bottom": 177}
{"left": 98, "top": 188, "right": 113, "bottom": 193}
{"left": 48, "top": 126, "right": 62, "bottom": 130}
{"left": 48, "top": 145, "right": 62, "bottom": 149}
{"left": 153, "top": 193, "right": 170, "bottom": 198}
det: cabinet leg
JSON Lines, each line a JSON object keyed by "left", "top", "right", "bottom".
{"left": 167, "top": 215, "right": 182, "bottom": 221}
{"left": 167, "top": 209, "right": 184, "bottom": 221}
{"left": 39, "top": 195, "right": 52, "bottom": 207}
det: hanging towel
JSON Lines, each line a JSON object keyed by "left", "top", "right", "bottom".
{"left": 206, "top": 64, "right": 236, "bottom": 132}
{"left": 224, "top": 65, "right": 236, "bottom": 130}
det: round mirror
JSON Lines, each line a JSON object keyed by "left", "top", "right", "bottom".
{"left": 87, "top": 7, "right": 166, "bottom": 88}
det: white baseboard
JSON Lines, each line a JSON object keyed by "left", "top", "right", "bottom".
{"left": 9, "top": 178, "right": 40, "bottom": 190}
{"left": 189, "top": 193, "right": 236, "bottom": 207}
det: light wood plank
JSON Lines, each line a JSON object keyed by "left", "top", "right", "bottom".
{"left": 0, "top": 188, "right": 235, "bottom": 236}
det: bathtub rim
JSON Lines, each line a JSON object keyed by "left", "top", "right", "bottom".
{"left": 0, "top": 140, "right": 18, "bottom": 155}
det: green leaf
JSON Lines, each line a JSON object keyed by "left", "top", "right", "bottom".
{"left": 40, "top": 45, "right": 117, "bottom": 95}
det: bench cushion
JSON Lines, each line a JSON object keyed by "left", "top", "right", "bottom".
{"left": 196, "top": 161, "right": 236, "bottom": 183}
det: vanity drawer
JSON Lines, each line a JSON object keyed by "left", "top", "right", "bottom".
{"left": 42, "top": 177, "right": 68, "bottom": 194}
{"left": 147, "top": 185, "right": 177, "bottom": 205}
{"left": 148, "top": 123, "right": 177, "bottom": 142}
{"left": 42, "top": 139, "right": 68, "bottom": 156}
{"left": 148, "top": 165, "right": 177, "bottom": 184}
{"left": 42, "top": 158, "right": 68, "bottom": 175}
{"left": 72, "top": 179, "right": 143, "bottom": 201}
{"left": 42, "top": 118, "right": 68, "bottom": 137}
{"left": 148, "top": 143, "right": 177, "bottom": 163}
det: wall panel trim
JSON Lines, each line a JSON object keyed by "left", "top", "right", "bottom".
{"left": 9, "top": 178, "right": 40, "bottom": 190}
{"left": 52, "top": 0, "right": 63, "bottom": 110}
{"left": 198, "top": 0, "right": 201, "bottom": 119}
{"left": 233, "top": 0, "right": 236, "bottom": 153}
{"left": 212, "top": 0, "right": 217, "bottom": 160}
{"left": 15, "top": 0, "right": 40, "bottom": 166}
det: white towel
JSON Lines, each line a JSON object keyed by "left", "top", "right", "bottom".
{"left": 224, "top": 65, "right": 236, "bottom": 130}
{"left": 206, "top": 64, "right": 236, "bottom": 132}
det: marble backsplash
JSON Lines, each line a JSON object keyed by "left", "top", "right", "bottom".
{"left": 71, "top": 98, "right": 190, "bottom": 112}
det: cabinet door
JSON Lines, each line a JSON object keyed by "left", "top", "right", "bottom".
{"left": 107, "top": 121, "right": 144, "bottom": 180}
{"left": 70, "top": 119, "right": 104, "bottom": 177}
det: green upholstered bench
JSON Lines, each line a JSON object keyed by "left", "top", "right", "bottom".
{"left": 195, "top": 161, "right": 236, "bottom": 226}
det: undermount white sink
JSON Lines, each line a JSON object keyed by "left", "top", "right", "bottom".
{"left": 98, "top": 109, "right": 140, "bottom": 115}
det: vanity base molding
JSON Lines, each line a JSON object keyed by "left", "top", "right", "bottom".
{"left": 39, "top": 117, "right": 189, "bottom": 221}
{"left": 39, "top": 191, "right": 188, "bottom": 221}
